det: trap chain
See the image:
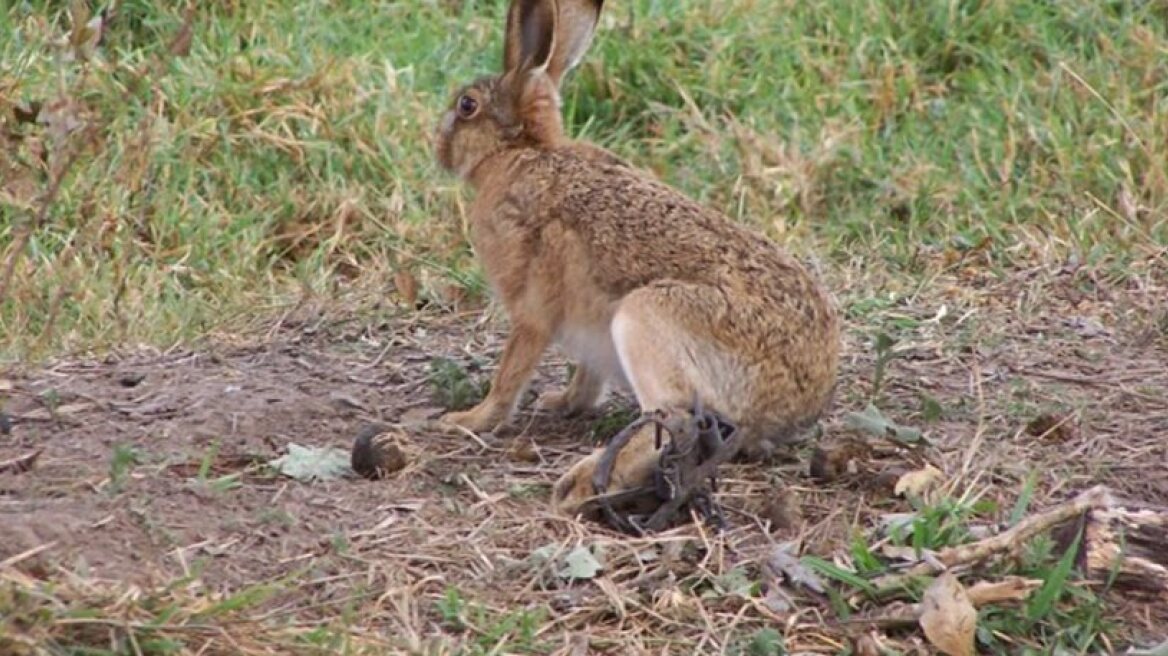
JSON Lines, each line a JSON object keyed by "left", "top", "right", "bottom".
{"left": 589, "top": 398, "right": 741, "bottom": 535}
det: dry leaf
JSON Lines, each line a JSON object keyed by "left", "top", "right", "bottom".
{"left": 764, "top": 541, "right": 826, "bottom": 594}
{"left": 880, "top": 544, "right": 922, "bottom": 562}
{"left": 394, "top": 269, "right": 420, "bottom": 307}
{"left": 919, "top": 572, "right": 977, "bottom": 656}
{"left": 895, "top": 463, "right": 944, "bottom": 498}
{"left": 0, "top": 379, "right": 13, "bottom": 392}
{"left": 966, "top": 577, "right": 1042, "bottom": 606}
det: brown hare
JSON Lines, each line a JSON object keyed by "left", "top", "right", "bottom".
{"left": 433, "top": 0, "right": 840, "bottom": 518}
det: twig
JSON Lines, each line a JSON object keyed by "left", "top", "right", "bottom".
{"left": 865, "top": 485, "right": 1114, "bottom": 596}
{"left": 845, "top": 577, "right": 1043, "bottom": 627}
{"left": 0, "top": 449, "right": 42, "bottom": 475}
{"left": 0, "top": 541, "right": 57, "bottom": 569}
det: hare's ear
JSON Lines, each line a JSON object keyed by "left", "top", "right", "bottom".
{"left": 547, "top": 0, "right": 603, "bottom": 88}
{"left": 503, "top": 0, "right": 557, "bottom": 76}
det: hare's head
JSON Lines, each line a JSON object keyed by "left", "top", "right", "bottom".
{"left": 435, "top": 0, "right": 603, "bottom": 180}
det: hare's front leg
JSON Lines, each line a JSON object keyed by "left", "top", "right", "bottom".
{"left": 538, "top": 364, "right": 604, "bottom": 417}
{"left": 442, "top": 323, "right": 550, "bottom": 434}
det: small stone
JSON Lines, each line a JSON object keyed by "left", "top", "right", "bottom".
{"left": 351, "top": 424, "right": 409, "bottom": 480}
{"left": 760, "top": 488, "right": 803, "bottom": 531}
{"left": 507, "top": 440, "right": 540, "bottom": 464}
{"left": 118, "top": 372, "right": 146, "bottom": 388}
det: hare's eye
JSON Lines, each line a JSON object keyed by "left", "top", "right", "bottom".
{"left": 456, "top": 94, "right": 479, "bottom": 119}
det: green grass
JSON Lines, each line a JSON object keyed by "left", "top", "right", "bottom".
{"left": 805, "top": 484, "right": 1117, "bottom": 654}
{"left": 2, "top": 0, "right": 1165, "bottom": 360}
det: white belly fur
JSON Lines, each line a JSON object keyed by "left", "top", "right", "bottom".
{"left": 556, "top": 323, "right": 630, "bottom": 391}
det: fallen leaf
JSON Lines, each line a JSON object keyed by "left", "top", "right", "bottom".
{"left": 762, "top": 587, "right": 791, "bottom": 613}
{"left": 764, "top": 542, "right": 826, "bottom": 594}
{"left": 845, "top": 404, "right": 925, "bottom": 445}
{"left": 709, "top": 566, "right": 755, "bottom": 599}
{"left": 394, "top": 269, "right": 420, "bottom": 307}
{"left": 268, "top": 443, "right": 352, "bottom": 482}
{"left": 0, "top": 450, "right": 42, "bottom": 475}
{"left": 919, "top": 572, "right": 977, "bottom": 656}
{"left": 878, "top": 512, "right": 918, "bottom": 537}
{"left": 879, "top": 544, "right": 921, "bottom": 562}
{"left": 557, "top": 545, "right": 603, "bottom": 580}
{"left": 895, "top": 464, "right": 944, "bottom": 499}
{"left": 0, "top": 379, "right": 13, "bottom": 392}
{"left": 529, "top": 543, "right": 559, "bottom": 565}
{"left": 966, "top": 577, "right": 1042, "bottom": 606}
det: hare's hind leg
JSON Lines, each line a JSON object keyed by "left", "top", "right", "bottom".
{"left": 551, "top": 281, "right": 759, "bottom": 517}
{"left": 537, "top": 363, "right": 605, "bottom": 416}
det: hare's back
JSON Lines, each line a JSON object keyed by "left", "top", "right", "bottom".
{"left": 548, "top": 150, "right": 811, "bottom": 300}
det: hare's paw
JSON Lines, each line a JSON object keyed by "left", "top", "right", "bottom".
{"left": 551, "top": 450, "right": 605, "bottom": 517}
{"left": 441, "top": 403, "right": 505, "bottom": 434}
{"left": 536, "top": 389, "right": 587, "bottom": 417}
{"left": 551, "top": 426, "right": 662, "bottom": 517}
{"left": 538, "top": 366, "right": 604, "bottom": 417}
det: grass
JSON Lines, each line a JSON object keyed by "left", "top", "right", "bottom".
{"left": 2, "top": 0, "right": 1167, "bottom": 654}
{"left": 1, "top": 0, "right": 1165, "bottom": 360}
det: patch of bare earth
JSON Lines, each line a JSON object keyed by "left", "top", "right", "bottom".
{"left": 1, "top": 264, "right": 1166, "bottom": 653}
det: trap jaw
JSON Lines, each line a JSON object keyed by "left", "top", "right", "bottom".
{"left": 589, "top": 398, "right": 741, "bottom": 536}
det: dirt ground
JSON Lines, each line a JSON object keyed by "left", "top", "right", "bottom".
{"left": 2, "top": 265, "right": 1167, "bottom": 653}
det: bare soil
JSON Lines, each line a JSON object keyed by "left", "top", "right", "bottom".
{"left": 2, "top": 266, "right": 1167, "bottom": 653}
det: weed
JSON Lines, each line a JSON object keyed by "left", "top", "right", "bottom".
{"left": 588, "top": 405, "right": 640, "bottom": 442}
{"left": 739, "top": 628, "right": 785, "bottom": 656}
{"left": 427, "top": 357, "right": 488, "bottom": 411}
{"left": 436, "top": 586, "right": 466, "bottom": 630}
{"left": 107, "top": 443, "right": 141, "bottom": 493}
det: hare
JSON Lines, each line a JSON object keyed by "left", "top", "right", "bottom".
{"left": 433, "top": 0, "right": 840, "bottom": 517}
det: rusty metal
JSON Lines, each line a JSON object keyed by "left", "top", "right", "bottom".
{"left": 590, "top": 398, "right": 741, "bottom": 535}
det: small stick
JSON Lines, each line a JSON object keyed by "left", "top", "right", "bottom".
{"left": 864, "top": 485, "right": 1114, "bottom": 596}
{"left": 0, "top": 449, "right": 42, "bottom": 475}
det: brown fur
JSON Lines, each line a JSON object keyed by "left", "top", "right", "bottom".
{"left": 433, "top": 0, "right": 840, "bottom": 517}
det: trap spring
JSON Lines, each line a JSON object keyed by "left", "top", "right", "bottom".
{"left": 590, "top": 398, "right": 741, "bottom": 535}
